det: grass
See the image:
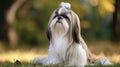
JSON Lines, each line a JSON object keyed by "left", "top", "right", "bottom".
{"left": 0, "top": 62, "right": 120, "bottom": 67}
{"left": 0, "top": 41, "right": 120, "bottom": 66}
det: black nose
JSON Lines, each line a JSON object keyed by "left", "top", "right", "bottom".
{"left": 58, "top": 16, "right": 62, "bottom": 20}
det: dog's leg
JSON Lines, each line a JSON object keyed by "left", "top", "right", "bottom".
{"left": 32, "top": 44, "right": 62, "bottom": 65}
{"left": 94, "top": 57, "right": 112, "bottom": 65}
{"left": 32, "top": 57, "right": 60, "bottom": 65}
{"left": 32, "top": 57, "right": 47, "bottom": 64}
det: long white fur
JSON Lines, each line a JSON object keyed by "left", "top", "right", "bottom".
{"left": 32, "top": 2, "right": 87, "bottom": 66}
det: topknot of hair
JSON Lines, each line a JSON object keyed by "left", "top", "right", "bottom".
{"left": 60, "top": 2, "right": 71, "bottom": 9}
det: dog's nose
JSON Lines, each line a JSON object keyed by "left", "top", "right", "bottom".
{"left": 58, "top": 16, "right": 62, "bottom": 20}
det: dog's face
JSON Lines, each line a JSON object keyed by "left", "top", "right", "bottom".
{"left": 49, "top": 8, "right": 71, "bottom": 36}
{"left": 47, "top": 3, "right": 81, "bottom": 43}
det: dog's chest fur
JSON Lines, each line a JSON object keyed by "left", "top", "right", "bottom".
{"left": 50, "top": 36, "right": 87, "bottom": 65}
{"left": 52, "top": 36, "right": 70, "bottom": 60}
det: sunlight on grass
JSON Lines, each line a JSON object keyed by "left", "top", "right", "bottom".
{"left": 0, "top": 50, "right": 47, "bottom": 63}
{"left": 0, "top": 50, "right": 120, "bottom": 63}
{"left": 94, "top": 52, "right": 120, "bottom": 63}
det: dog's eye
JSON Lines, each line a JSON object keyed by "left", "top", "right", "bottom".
{"left": 62, "top": 15, "right": 68, "bottom": 19}
{"left": 53, "top": 16, "right": 57, "bottom": 19}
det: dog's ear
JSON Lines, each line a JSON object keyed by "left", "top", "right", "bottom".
{"left": 46, "top": 9, "right": 58, "bottom": 40}
{"left": 72, "top": 23, "right": 80, "bottom": 43}
{"left": 46, "top": 27, "right": 51, "bottom": 40}
{"left": 72, "top": 11, "right": 81, "bottom": 43}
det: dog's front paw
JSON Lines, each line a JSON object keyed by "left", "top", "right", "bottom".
{"left": 44, "top": 58, "right": 60, "bottom": 65}
{"left": 94, "top": 57, "right": 112, "bottom": 65}
{"left": 32, "top": 57, "right": 60, "bottom": 65}
{"left": 32, "top": 57, "right": 45, "bottom": 64}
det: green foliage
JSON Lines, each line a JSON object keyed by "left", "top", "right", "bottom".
{"left": 14, "top": 0, "right": 115, "bottom": 45}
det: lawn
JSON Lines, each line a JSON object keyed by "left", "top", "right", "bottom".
{"left": 0, "top": 41, "right": 120, "bottom": 67}
{"left": 0, "top": 62, "right": 120, "bottom": 67}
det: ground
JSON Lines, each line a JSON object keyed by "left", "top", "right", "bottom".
{"left": 0, "top": 41, "right": 120, "bottom": 66}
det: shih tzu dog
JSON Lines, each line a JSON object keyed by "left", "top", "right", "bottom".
{"left": 32, "top": 2, "right": 95, "bottom": 66}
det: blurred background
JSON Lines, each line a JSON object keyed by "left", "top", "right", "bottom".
{"left": 0, "top": 0, "right": 120, "bottom": 64}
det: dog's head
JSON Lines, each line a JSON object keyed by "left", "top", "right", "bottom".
{"left": 47, "top": 2, "right": 81, "bottom": 43}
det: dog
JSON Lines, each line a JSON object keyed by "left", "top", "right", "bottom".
{"left": 32, "top": 2, "right": 95, "bottom": 66}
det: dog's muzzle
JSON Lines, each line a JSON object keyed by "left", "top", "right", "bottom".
{"left": 57, "top": 16, "right": 63, "bottom": 23}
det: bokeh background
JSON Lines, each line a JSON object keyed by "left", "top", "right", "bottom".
{"left": 0, "top": 0, "right": 120, "bottom": 64}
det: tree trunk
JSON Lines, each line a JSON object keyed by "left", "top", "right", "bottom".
{"left": 114, "top": 0, "right": 120, "bottom": 41}
{"left": 6, "top": 0, "right": 26, "bottom": 49}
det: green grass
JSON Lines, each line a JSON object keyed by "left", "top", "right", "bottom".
{"left": 0, "top": 62, "right": 120, "bottom": 67}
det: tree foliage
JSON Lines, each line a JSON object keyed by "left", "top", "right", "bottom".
{"left": 14, "top": 0, "right": 115, "bottom": 45}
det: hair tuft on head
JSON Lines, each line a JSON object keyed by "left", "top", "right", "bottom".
{"left": 60, "top": 2, "right": 71, "bottom": 9}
